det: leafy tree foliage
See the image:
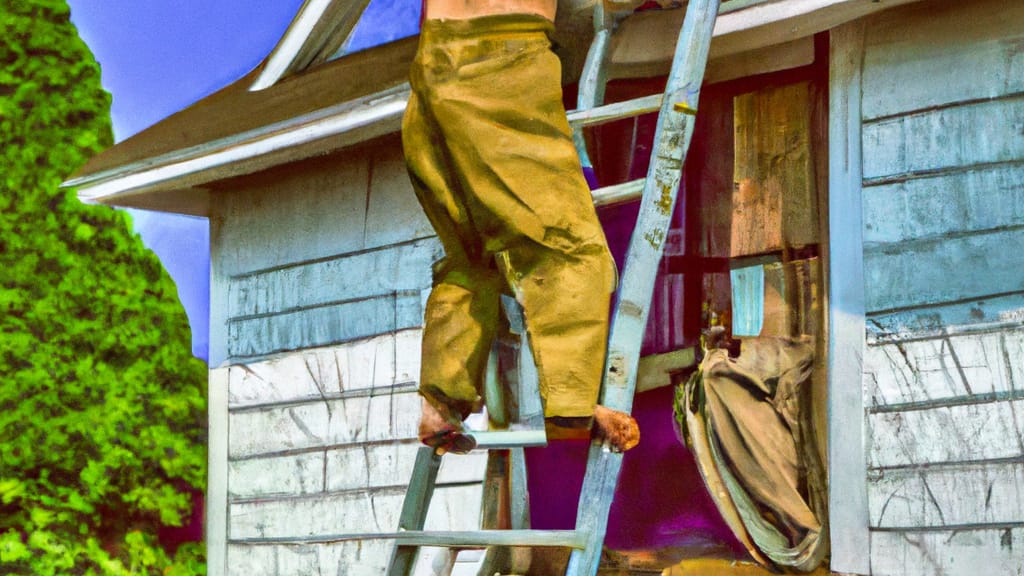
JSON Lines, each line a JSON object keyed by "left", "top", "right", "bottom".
{"left": 0, "top": 2, "right": 207, "bottom": 573}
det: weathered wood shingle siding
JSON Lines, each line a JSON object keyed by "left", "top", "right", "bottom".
{"left": 856, "top": 0, "right": 1024, "bottom": 573}
{"left": 207, "top": 138, "right": 485, "bottom": 574}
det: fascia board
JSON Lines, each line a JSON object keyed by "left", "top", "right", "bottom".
{"left": 69, "top": 83, "right": 410, "bottom": 207}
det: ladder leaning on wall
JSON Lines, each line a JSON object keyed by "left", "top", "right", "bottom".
{"left": 383, "top": 1, "right": 723, "bottom": 574}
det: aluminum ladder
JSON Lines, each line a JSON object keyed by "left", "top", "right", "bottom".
{"left": 387, "top": 1, "right": 722, "bottom": 574}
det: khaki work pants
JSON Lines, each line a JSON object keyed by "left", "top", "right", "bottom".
{"left": 402, "top": 15, "right": 615, "bottom": 419}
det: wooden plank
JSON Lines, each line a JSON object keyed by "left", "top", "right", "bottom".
{"left": 732, "top": 81, "right": 818, "bottom": 256}
{"left": 826, "top": 20, "right": 871, "bottom": 574}
{"left": 227, "top": 290, "right": 424, "bottom": 359}
{"left": 868, "top": 461, "right": 1024, "bottom": 529}
{"left": 862, "top": 96, "right": 1024, "bottom": 182}
{"left": 867, "top": 399, "right": 1024, "bottom": 469}
{"left": 863, "top": 227, "right": 1024, "bottom": 314}
{"left": 208, "top": 368, "right": 230, "bottom": 576}
{"left": 864, "top": 330, "right": 1024, "bottom": 409}
{"left": 210, "top": 201, "right": 234, "bottom": 368}
{"left": 870, "top": 527, "right": 1024, "bottom": 576}
{"left": 212, "top": 153, "right": 370, "bottom": 277}
{"left": 227, "top": 238, "right": 440, "bottom": 319}
{"left": 225, "top": 544, "right": 277, "bottom": 576}
{"left": 229, "top": 452, "right": 326, "bottom": 500}
{"left": 226, "top": 541, "right": 393, "bottom": 576}
{"left": 862, "top": 0, "right": 1024, "bottom": 121}
{"left": 227, "top": 329, "right": 422, "bottom": 408}
{"left": 228, "top": 390, "right": 420, "bottom": 459}
{"left": 364, "top": 150, "right": 436, "bottom": 250}
{"left": 229, "top": 484, "right": 482, "bottom": 541}
{"left": 867, "top": 293, "right": 1024, "bottom": 339}
{"left": 324, "top": 443, "right": 487, "bottom": 493}
{"left": 863, "top": 163, "right": 1024, "bottom": 245}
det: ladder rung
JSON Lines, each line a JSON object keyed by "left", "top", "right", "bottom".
{"left": 470, "top": 429, "right": 548, "bottom": 449}
{"left": 395, "top": 529, "right": 585, "bottom": 549}
{"left": 592, "top": 178, "right": 644, "bottom": 207}
{"left": 567, "top": 93, "right": 663, "bottom": 128}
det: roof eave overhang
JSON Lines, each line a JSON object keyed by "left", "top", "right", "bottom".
{"left": 68, "top": 0, "right": 922, "bottom": 217}
{"left": 67, "top": 84, "right": 409, "bottom": 216}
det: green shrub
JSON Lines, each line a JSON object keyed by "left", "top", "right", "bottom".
{"left": 0, "top": 2, "right": 208, "bottom": 574}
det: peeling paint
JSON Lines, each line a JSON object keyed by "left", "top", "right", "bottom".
{"left": 644, "top": 227, "right": 666, "bottom": 249}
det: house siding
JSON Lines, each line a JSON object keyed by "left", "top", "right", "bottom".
{"left": 857, "top": 0, "right": 1024, "bottom": 573}
{"left": 207, "top": 138, "right": 486, "bottom": 574}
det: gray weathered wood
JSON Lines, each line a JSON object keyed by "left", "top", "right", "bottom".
{"left": 365, "top": 150, "right": 437, "bottom": 250}
{"left": 208, "top": 368, "right": 230, "bottom": 576}
{"left": 229, "top": 452, "right": 326, "bottom": 499}
{"left": 568, "top": 94, "right": 662, "bottom": 129}
{"left": 864, "top": 330, "right": 1024, "bottom": 409}
{"left": 228, "top": 290, "right": 424, "bottom": 359}
{"left": 227, "top": 329, "right": 423, "bottom": 408}
{"left": 827, "top": 19, "right": 871, "bottom": 575}
{"left": 863, "top": 227, "right": 1024, "bottom": 314}
{"left": 863, "top": 163, "right": 1024, "bottom": 246}
{"left": 867, "top": 399, "right": 1024, "bottom": 469}
{"left": 868, "top": 461, "right": 1024, "bottom": 529}
{"left": 229, "top": 484, "right": 482, "bottom": 541}
{"left": 870, "top": 527, "right": 1024, "bottom": 576}
{"left": 867, "top": 294, "right": 1024, "bottom": 339}
{"left": 226, "top": 541, "right": 393, "bottom": 576}
{"left": 212, "top": 155, "right": 371, "bottom": 278}
{"left": 390, "top": 447, "right": 444, "bottom": 574}
{"left": 326, "top": 443, "right": 487, "bottom": 493}
{"left": 225, "top": 544, "right": 278, "bottom": 576}
{"left": 228, "top": 389, "right": 420, "bottom": 459}
{"left": 862, "top": 0, "right": 1024, "bottom": 121}
{"left": 862, "top": 96, "right": 1024, "bottom": 182}
{"left": 228, "top": 239, "right": 441, "bottom": 319}
{"left": 229, "top": 446, "right": 486, "bottom": 501}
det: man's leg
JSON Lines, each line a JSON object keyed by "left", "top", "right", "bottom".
{"left": 403, "top": 90, "right": 505, "bottom": 454}
{"left": 425, "top": 26, "right": 638, "bottom": 451}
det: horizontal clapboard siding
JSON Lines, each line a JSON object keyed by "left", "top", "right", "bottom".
{"left": 862, "top": 164, "right": 1024, "bottom": 246}
{"left": 227, "top": 238, "right": 441, "bottom": 319}
{"left": 870, "top": 528, "right": 1024, "bottom": 576}
{"left": 226, "top": 330, "right": 423, "bottom": 407}
{"left": 211, "top": 141, "right": 438, "bottom": 362}
{"left": 860, "top": 0, "right": 1024, "bottom": 121}
{"left": 863, "top": 228, "right": 1024, "bottom": 314}
{"left": 867, "top": 399, "right": 1024, "bottom": 469}
{"left": 228, "top": 443, "right": 487, "bottom": 500}
{"left": 864, "top": 329, "right": 1024, "bottom": 409}
{"left": 868, "top": 462, "right": 1024, "bottom": 529}
{"left": 224, "top": 236, "right": 440, "bottom": 360}
{"left": 226, "top": 542, "right": 479, "bottom": 576}
{"left": 858, "top": 1, "right": 1024, "bottom": 573}
{"left": 222, "top": 335, "right": 487, "bottom": 575}
{"left": 229, "top": 484, "right": 483, "bottom": 541}
{"left": 227, "top": 289, "right": 427, "bottom": 359}
{"left": 862, "top": 95, "right": 1024, "bottom": 183}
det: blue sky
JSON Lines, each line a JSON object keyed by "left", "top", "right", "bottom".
{"left": 66, "top": 0, "right": 420, "bottom": 361}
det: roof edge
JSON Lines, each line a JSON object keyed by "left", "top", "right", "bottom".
{"left": 69, "top": 83, "right": 410, "bottom": 209}
{"left": 69, "top": 0, "right": 923, "bottom": 216}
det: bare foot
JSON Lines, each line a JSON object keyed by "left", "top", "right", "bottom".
{"left": 419, "top": 398, "right": 476, "bottom": 455}
{"left": 593, "top": 405, "right": 640, "bottom": 452}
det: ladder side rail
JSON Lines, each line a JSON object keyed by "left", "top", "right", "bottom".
{"left": 572, "top": 3, "right": 615, "bottom": 175}
{"left": 567, "top": 1, "right": 722, "bottom": 574}
{"left": 387, "top": 447, "right": 444, "bottom": 575}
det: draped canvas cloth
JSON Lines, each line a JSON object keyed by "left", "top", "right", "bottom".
{"left": 676, "top": 337, "right": 828, "bottom": 572}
